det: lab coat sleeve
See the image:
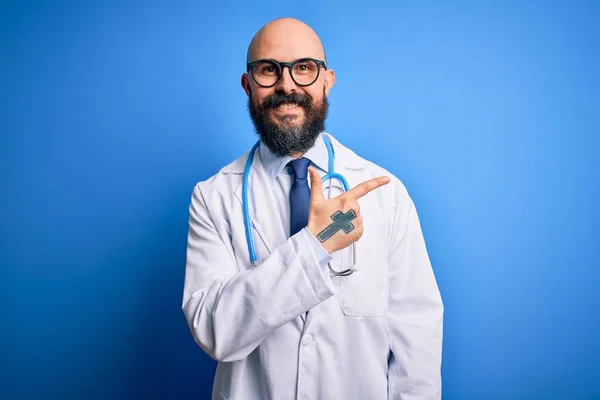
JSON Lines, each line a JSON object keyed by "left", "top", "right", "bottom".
{"left": 387, "top": 192, "right": 444, "bottom": 400}
{"left": 182, "top": 183, "right": 336, "bottom": 363}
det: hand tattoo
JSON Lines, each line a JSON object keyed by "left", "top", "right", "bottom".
{"left": 317, "top": 210, "right": 357, "bottom": 242}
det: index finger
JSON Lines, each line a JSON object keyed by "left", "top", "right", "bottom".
{"left": 343, "top": 176, "right": 391, "bottom": 200}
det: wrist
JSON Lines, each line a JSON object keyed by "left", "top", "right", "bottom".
{"left": 308, "top": 226, "right": 334, "bottom": 254}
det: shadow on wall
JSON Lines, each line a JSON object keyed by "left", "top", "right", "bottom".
{"left": 128, "top": 189, "right": 217, "bottom": 398}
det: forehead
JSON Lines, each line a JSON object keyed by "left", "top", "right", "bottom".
{"left": 251, "top": 31, "right": 324, "bottom": 62}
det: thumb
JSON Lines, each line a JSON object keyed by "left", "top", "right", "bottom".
{"left": 308, "top": 167, "right": 324, "bottom": 202}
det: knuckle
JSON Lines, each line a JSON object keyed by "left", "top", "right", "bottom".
{"left": 342, "top": 200, "right": 352, "bottom": 211}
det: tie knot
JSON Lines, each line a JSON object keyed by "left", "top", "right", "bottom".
{"left": 289, "top": 157, "right": 311, "bottom": 180}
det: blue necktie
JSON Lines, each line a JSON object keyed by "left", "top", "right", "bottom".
{"left": 289, "top": 157, "right": 312, "bottom": 237}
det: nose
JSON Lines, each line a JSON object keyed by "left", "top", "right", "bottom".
{"left": 274, "top": 66, "right": 297, "bottom": 94}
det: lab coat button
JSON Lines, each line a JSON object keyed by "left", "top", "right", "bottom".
{"left": 302, "top": 334, "right": 313, "bottom": 346}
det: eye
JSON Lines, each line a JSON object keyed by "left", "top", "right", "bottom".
{"left": 293, "top": 61, "right": 316, "bottom": 74}
{"left": 254, "top": 61, "right": 279, "bottom": 76}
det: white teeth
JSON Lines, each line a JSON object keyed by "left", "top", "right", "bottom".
{"left": 278, "top": 103, "right": 298, "bottom": 110}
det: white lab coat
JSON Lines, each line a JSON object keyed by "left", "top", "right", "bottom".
{"left": 182, "top": 133, "right": 444, "bottom": 400}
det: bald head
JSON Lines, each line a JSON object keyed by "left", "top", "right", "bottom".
{"left": 242, "top": 18, "right": 336, "bottom": 158}
{"left": 246, "top": 18, "right": 326, "bottom": 64}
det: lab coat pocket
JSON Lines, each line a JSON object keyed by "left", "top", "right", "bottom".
{"left": 338, "top": 226, "right": 388, "bottom": 317}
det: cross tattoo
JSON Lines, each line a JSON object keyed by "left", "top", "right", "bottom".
{"left": 317, "top": 210, "right": 357, "bottom": 242}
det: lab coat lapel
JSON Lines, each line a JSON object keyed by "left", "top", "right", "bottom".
{"left": 233, "top": 153, "right": 286, "bottom": 261}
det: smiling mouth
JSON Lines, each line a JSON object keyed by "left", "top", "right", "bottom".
{"left": 275, "top": 103, "right": 300, "bottom": 111}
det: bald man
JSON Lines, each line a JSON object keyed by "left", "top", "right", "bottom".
{"left": 182, "top": 18, "right": 444, "bottom": 400}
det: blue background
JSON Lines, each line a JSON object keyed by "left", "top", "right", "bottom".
{"left": 2, "top": 0, "right": 599, "bottom": 399}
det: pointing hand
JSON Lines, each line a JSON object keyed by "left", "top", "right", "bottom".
{"left": 306, "top": 167, "right": 390, "bottom": 254}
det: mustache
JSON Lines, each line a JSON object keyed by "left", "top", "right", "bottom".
{"left": 262, "top": 92, "right": 312, "bottom": 109}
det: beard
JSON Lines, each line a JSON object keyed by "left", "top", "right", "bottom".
{"left": 248, "top": 89, "right": 329, "bottom": 157}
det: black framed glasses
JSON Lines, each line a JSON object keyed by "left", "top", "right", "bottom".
{"left": 246, "top": 58, "right": 327, "bottom": 88}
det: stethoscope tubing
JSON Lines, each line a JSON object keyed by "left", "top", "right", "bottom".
{"left": 243, "top": 134, "right": 356, "bottom": 275}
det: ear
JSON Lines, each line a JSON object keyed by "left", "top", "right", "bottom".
{"left": 324, "top": 68, "right": 335, "bottom": 96}
{"left": 241, "top": 73, "right": 252, "bottom": 97}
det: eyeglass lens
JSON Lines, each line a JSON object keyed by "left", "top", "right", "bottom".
{"left": 251, "top": 60, "right": 320, "bottom": 86}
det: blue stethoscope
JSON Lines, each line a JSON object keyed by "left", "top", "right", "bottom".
{"left": 243, "top": 134, "right": 357, "bottom": 276}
